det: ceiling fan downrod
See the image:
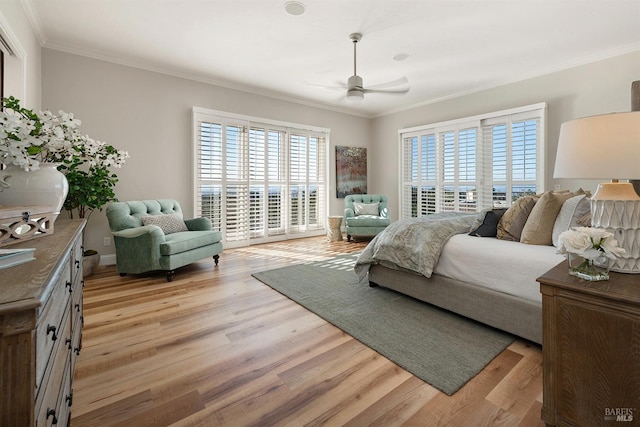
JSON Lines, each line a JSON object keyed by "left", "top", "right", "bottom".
{"left": 349, "top": 32, "right": 362, "bottom": 77}
{"left": 347, "top": 33, "right": 364, "bottom": 101}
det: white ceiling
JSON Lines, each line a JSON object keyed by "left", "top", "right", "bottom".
{"left": 24, "top": 0, "right": 640, "bottom": 118}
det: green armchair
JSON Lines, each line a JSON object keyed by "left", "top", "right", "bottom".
{"left": 106, "top": 199, "right": 223, "bottom": 281}
{"left": 344, "top": 194, "right": 391, "bottom": 241}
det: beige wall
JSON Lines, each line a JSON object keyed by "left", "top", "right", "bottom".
{"left": 0, "top": 0, "right": 41, "bottom": 107}
{"left": 41, "top": 49, "right": 371, "bottom": 256}
{"left": 370, "top": 51, "right": 640, "bottom": 220}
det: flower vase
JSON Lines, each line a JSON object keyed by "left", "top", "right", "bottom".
{"left": 567, "top": 253, "right": 610, "bottom": 281}
{"left": 0, "top": 163, "right": 69, "bottom": 223}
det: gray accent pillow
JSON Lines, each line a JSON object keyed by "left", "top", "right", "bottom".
{"left": 354, "top": 202, "right": 379, "bottom": 216}
{"left": 141, "top": 214, "right": 188, "bottom": 234}
{"left": 552, "top": 194, "right": 592, "bottom": 247}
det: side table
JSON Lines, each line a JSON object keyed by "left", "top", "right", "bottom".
{"left": 327, "top": 216, "right": 343, "bottom": 242}
{"left": 537, "top": 261, "right": 640, "bottom": 426}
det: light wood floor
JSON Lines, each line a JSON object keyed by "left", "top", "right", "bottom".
{"left": 71, "top": 236, "right": 545, "bottom": 426}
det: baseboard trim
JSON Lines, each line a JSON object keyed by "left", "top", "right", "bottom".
{"left": 99, "top": 254, "right": 116, "bottom": 266}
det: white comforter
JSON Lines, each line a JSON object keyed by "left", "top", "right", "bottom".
{"left": 354, "top": 213, "right": 477, "bottom": 280}
{"left": 435, "top": 234, "right": 565, "bottom": 303}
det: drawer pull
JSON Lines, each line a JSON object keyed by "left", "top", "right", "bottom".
{"left": 74, "top": 346, "right": 81, "bottom": 356}
{"left": 66, "top": 391, "right": 73, "bottom": 407}
{"left": 75, "top": 303, "right": 81, "bottom": 312}
{"left": 75, "top": 259, "right": 80, "bottom": 269}
{"left": 46, "top": 325, "right": 57, "bottom": 341}
{"left": 47, "top": 408, "right": 58, "bottom": 425}
{"left": 66, "top": 337, "right": 72, "bottom": 349}
{"left": 66, "top": 281, "right": 73, "bottom": 293}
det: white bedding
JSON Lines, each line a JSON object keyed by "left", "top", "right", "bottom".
{"left": 434, "top": 234, "right": 566, "bottom": 303}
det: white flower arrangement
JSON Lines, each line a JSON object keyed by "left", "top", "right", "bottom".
{"left": 1, "top": 97, "right": 129, "bottom": 219}
{"left": 0, "top": 96, "right": 80, "bottom": 171}
{"left": 557, "top": 226, "right": 625, "bottom": 260}
{"left": 0, "top": 96, "right": 129, "bottom": 172}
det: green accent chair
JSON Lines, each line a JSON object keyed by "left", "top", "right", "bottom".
{"left": 344, "top": 194, "right": 391, "bottom": 241}
{"left": 106, "top": 199, "right": 223, "bottom": 282}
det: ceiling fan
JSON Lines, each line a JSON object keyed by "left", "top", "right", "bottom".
{"left": 341, "top": 32, "right": 410, "bottom": 101}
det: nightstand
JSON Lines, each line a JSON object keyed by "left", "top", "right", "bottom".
{"left": 537, "top": 261, "right": 640, "bottom": 426}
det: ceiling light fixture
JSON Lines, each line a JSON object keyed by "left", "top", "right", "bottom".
{"left": 284, "top": 1, "right": 306, "bottom": 16}
{"left": 393, "top": 53, "right": 409, "bottom": 61}
{"left": 346, "top": 87, "right": 364, "bottom": 102}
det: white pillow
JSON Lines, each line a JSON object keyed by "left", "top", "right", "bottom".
{"left": 552, "top": 194, "right": 592, "bottom": 247}
{"left": 353, "top": 202, "right": 379, "bottom": 216}
{"left": 141, "top": 214, "right": 188, "bottom": 234}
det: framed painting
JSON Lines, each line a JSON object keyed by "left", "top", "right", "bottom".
{"left": 335, "top": 146, "right": 367, "bottom": 198}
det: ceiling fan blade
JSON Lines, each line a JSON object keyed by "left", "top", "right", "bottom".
{"left": 363, "top": 87, "right": 410, "bottom": 95}
{"left": 365, "top": 76, "right": 409, "bottom": 91}
{"left": 306, "top": 81, "right": 346, "bottom": 91}
{"left": 314, "top": 33, "right": 410, "bottom": 100}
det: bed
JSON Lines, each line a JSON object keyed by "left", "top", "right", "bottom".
{"left": 354, "top": 211, "right": 567, "bottom": 344}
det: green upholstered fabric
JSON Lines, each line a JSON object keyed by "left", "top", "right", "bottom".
{"left": 160, "top": 231, "right": 223, "bottom": 256}
{"left": 344, "top": 194, "right": 391, "bottom": 240}
{"left": 106, "top": 199, "right": 223, "bottom": 279}
{"left": 346, "top": 215, "right": 390, "bottom": 227}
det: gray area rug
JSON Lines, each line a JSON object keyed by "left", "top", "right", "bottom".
{"left": 252, "top": 253, "right": 515, "bottom": 395}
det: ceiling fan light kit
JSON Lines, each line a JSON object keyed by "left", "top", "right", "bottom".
{"left": 328, "top": 32, "right": 410, "bottom": 101}
{"left": 346, "top": 75, "right": 364, "bottom": 101}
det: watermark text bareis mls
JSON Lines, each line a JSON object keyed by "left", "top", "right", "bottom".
{"left": 604, "top": 408, "right": 634, "bottom": 422}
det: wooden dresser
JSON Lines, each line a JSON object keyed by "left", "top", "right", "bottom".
{"left": 0, "top": 220, "right": 86, "bottom": 426}
{"left": 538, "top": 261, "right": 640, "bottom": 426}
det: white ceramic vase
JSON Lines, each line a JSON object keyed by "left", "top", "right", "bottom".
{"left": 0, "top": 162, "right": 69, "bottom": 222}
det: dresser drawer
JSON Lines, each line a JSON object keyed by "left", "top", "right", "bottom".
{"left": 35, "top": 308, "right": 71, "bottom": 427}
{"left": 71, "top": 237, "right": 83, "bottom": 282}
{"left": 35, "top": 262, "right": 72, "bottom": 394}
{"left": 72, "top": 282, "right": 83, "bottom": 331}
{"left": 71, "top": 302, "right": 83, "bottom": 374}
{"left": 36, "top": 361, "right": 71, "bottom": 427}
{"left": 0, "top": 220, "right": 86, "bottom": 426}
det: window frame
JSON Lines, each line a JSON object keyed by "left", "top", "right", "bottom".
{"left": 192, "top": 107, "right": 330, "bottom": 248}
{"left": 398, "top": 102, "right": 546, "bottom": 219}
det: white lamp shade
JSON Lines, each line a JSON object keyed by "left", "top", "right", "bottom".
{"left": 554, "top": 111, "right": 640, "bottom": 180}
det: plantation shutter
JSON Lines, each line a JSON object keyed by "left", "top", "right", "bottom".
{"left": 223, "top": 124, "right": 249, "bottom": 244}
{"left": 399, "top": 103, "right": 545, "bottom": 219}
{"left": 435, "top": 123, "right": 480, "bottom": 213}
{"left": 194, "top": 108, "right": 328, "bottom": 247}
{"left": 401, "top": 131, "right": 438, "bottom": 218}
{"left": 482, "top": 111, "right": 541, "bottom": 204}
{"left": 267, "top": 129, "right": 286, "bottom": 237}
{"left": 196, "top": 121, "right": 223, "bottom": 232}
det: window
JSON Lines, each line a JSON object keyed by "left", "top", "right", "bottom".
{"left": 193, "top": 108, "right": 328, "bottom": 248}
{"left": 400, "top": 103, "right": 546, "bottom": 219}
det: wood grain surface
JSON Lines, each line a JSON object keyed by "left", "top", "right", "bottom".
{"left": 72, "top": 236, "right": 545, "bottom": 426}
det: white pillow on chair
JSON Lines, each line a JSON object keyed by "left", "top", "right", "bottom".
{"left": 354, "top": 202, "right": 379, "bottom": 216}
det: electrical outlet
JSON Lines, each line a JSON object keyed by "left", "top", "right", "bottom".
{"left": 103, "top": 237, "right": 111, "bottom": 246}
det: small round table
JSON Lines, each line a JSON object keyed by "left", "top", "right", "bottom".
{"left": 327, "top": 216, "right": 343, "bottom": 242}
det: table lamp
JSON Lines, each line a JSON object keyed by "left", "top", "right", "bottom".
{"left": 554, "top": 111, "right": 640, "bottom": 273}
